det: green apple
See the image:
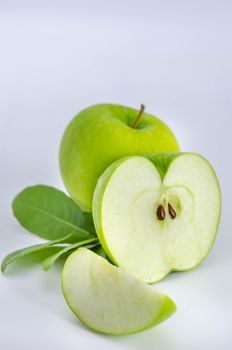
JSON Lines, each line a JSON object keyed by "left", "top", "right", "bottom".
{"left": 93, "top": 153, "right": 221, "bottom": 283}
{"left": 59, "top": 104, "right": 180, "bottom": 212}
{"left": 62, "top": 248, "right": 176, "bottom": 335}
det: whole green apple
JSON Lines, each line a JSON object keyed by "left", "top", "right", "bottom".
{"left": 60, "top": 104, "right": 180, "bottom": 212}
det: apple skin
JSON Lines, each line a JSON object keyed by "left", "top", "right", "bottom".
{"left": 59, "top": 104, "right": 180, "bottom": 212}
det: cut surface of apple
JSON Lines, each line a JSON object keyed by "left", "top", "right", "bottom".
{"left": 93, "top": 153, "right": 221, "bottom": 283}
{"left": 62, "top": 248, "right": 176, "bottom": 335}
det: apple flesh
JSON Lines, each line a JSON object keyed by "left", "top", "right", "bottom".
{"left": 62, "top": 248, "right": 176, "bottom": 335}
{"left": 93, "top": 153, "right": 221, "bottom": 283}
{"left": 59, "top": 104, "right": 180, "bottom": 212}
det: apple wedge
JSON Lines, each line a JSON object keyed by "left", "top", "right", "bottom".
{"left": 62, "top": 248, "right": 176, "bottom": 335}
{"left": 93, "top": 153, "right": 221, "bottom": 283}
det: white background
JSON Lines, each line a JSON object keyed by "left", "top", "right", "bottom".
{"left": 0, "top": 1, "right": 231, "bottom": 349}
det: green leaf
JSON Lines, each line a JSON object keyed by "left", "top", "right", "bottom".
{"left": 41, "top": 237, "right": 99, "bottom": 271}
{"left": 92, "top": 245, "right": 112, "bottom": 262}
{"left": 92, "top": 245, "right": 108, "bottom": 259}
{"left": 12, "top": 185, "right": 95, "bottom": 241}
{"left": 1, "top": 235, "right": 72, "bottom": 273}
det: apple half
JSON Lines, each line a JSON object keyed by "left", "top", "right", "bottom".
{"left": 62, "top": 248, "right": 176, "bottom": 335}
{"left": 93, "top": 153, "right": 221, "bottom": 283}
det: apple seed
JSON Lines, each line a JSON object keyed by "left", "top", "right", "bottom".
{"left": 156, "top": 205, "right": 166, "bottom": 221}
{"left": 168, "top": 203, "right": 176, "bottom": 219}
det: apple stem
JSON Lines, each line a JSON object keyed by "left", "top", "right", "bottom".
{"left": 132, "top": 104, "right": 145, "bottom": 128}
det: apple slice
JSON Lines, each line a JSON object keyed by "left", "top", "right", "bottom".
{"left": 62, "top": 248, "right": 176, "bottom": 335}
{"left": 93, "top": 153, "right": 221, "bottom": 283}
